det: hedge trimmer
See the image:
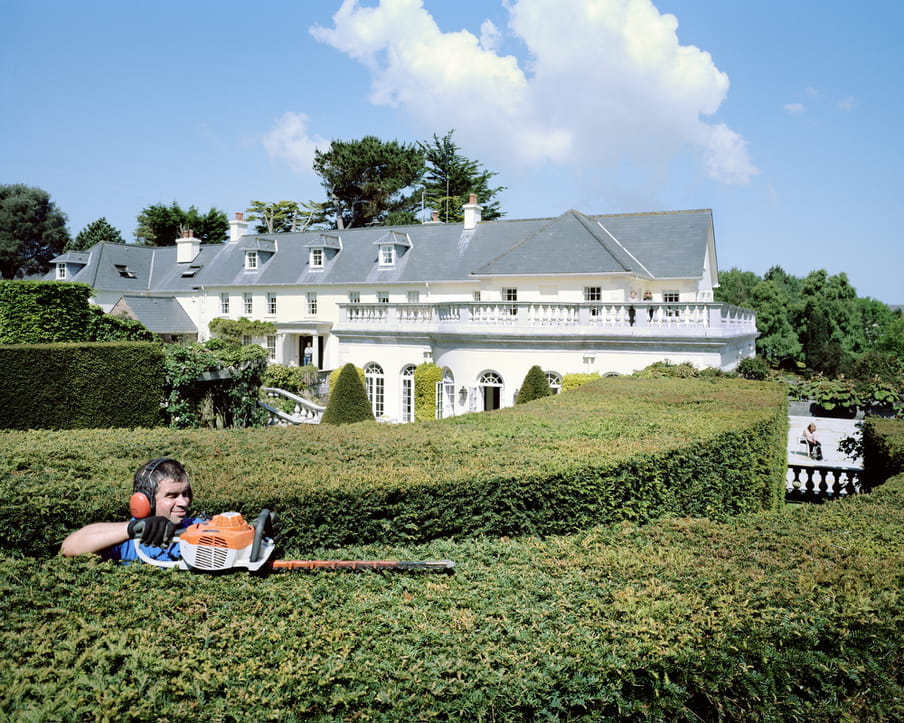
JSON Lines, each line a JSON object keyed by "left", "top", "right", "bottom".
{"left": 131, "top": 510, "right": 455, "bottom": 575}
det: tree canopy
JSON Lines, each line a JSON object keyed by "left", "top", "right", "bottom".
{"left": 135, "top": 202, "right": 228, "bottom": 246}
{"left": 313, "top": 136, "right": 424, "bottom": 229}
{"left": 419, "top": 131, "right": 506, "bottom": 223}
{"left": 0, "top": 184, "right": 70, "bottom": 278}
{"left": 65, "top": 217, "right": 125, "bottom": 251}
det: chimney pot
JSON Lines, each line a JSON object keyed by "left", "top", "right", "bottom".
{"left": 235, "top": 212, "right": 244, "bottom": 221}
{"left": 469, "top": 193, "right": 477, "bottom": 204}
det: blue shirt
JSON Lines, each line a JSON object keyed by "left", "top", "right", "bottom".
{"left": 101, "top": 517, "right": 204, "bottom": 565}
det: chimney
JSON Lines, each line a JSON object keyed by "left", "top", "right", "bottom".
{"left": 462, "top": 193, "right": 482, "bottom": 230}
{"left": 176, "top": 229, "right": 201, "bottom": 263}
{"left": 229, "top": 211, "right": 249, "bottom": 243}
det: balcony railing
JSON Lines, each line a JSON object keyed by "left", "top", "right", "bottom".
{"left": 337, "top": 301, "right": 756, "bottom": 337}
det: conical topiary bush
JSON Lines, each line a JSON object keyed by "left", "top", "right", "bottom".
{"left": 321, "top": 363, "right": 375, "bottom": 424}
{"left": 515, "top": 365, "right": 552, "bottom": 404}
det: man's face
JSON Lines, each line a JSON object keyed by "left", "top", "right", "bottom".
{"left": 154, "top": 478, "right": 192, "bottom": 523}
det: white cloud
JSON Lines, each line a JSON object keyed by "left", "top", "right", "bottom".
{"left": 837, "top": 96, "right": 856, "bottom": 111}
{"left": 261, "top": 112, "right": 328, "bottom": 172}
{"left": 310, "top": 0, "right": 757, "bottom": 185}
{"left": 784, "top": 102, "right": 806, "bottom": 114}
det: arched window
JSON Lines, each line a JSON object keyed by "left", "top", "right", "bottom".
{"left": 545, "top": 371, "right": 562, "bottom": 394}
{"left": 400, "top": 364, "right": 416, "bottom": 423}
{"left": 478, "top": 371, "right": 503, "bottom": 411}
{"left": 437, "top": 368, "right": 455, "bottom": 419}
{"left": 364, "top": 363, "right": 384, "bottom": 418}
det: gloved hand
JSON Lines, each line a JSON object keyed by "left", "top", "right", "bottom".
{"left": 127, "top": 516, "right": 176, "bottom": 547}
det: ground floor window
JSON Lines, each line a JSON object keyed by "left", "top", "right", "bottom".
{"left": 479, "top": 371, "right": 503, "bottom": 411}
{"left": 365, "top": 363, "right": 384, "bottom": 418}
{"left": 545, "top": 371, "right": 562, "bottom": 394}
{"left": 401, "top": 364, "right": 416, "bottom": 422}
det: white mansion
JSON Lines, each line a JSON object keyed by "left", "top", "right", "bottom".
{"left": 49, "top": 198, "right": 757, "bottom": 422}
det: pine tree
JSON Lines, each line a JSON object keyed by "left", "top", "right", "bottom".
{"left": 516, "top": 365, "right": 552, "bottom": 404}
{"left": 322, "top": 363, "right": 374, "bottom": 424}
{"left": 66, "top": 217, "right": 126, "bottom": 251}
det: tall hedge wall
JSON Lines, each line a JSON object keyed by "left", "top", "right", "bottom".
{"left": 0, "top": 377, "right": 787, "bottom": 557}
{"left": 0, "top": 280, "right": 94, "bottom": 343}
{"left": 0, "top": 342, "right": 165, "bottom": 430}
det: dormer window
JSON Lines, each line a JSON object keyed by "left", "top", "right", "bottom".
{"left": 379, "top": 245, "right": 395, "bottom": 267}
{"left": 373, "top": 230, "right": 410, "bottom": 268}
{"left": 310, "top": 248, "right": 324, "bottom": 268}
{"left": 245, "top": 251, "right": 258, "bottom": 270}
{"left": 56, "top": 264, "right": 67, "bottom": 280}
{"left": 114, "top": 264, "right": 136, "bottom": 279}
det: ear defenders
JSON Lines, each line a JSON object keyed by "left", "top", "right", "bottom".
{"left": 129, "top": 457, "right": 172, "bottom": 519}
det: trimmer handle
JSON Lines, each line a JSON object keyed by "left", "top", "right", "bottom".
{"left": 127, "top": 519, "right": 184, "bottom": 539}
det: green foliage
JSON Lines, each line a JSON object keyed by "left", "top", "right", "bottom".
{"left": 321, "top": 363, "right": 374, "bottom": 425}
{"left": 560, "top": 372, "right": 603, "bottom": 392}
{"left": 413, "top": 362, "right": 443, "bottom": 421}
{"left": 419, "top": 130, "right": 506, "bottom": 222}
{"left": 789, "top": 374, "right": 903, "bottom": 418}
{"left": 65, "top": 217, "right": 125, "bottom": 251}
{"left": 162, "top": 342, "right": 269, "bottom": 429}
{"left": 0, "top": 377, "right": 786, "bottom": 558}
{"left": 0, "top": 281, "right": 93, "bottom": 343}
{"left": 516, "top": 365, "right": 552, "bottom": 404}
{"left": 1, "top": 455, "right": 901, "bottom": 720}
{"left": 0, "top": 184, "right": 70, "bottom": 278}
{"left": 634, "top": 360, "right": 702, "bottom": 378}
{"left": 208, "top": 316, "right": 276, "bottom": 344}
{"left": 713, "top": 267, "right": 761, "bottom": 308}
{"left": 262, "top": 363, "right": 318, "bottom": 396}
{"left": 135, "top": 202, "right": 228, "bottom": 246}
{"left": 313, "top": 136, "right": 425, "bottom": 229}
{"left": 736, "top": 356, "right": 771, "bottom": 381}
{"left": 863, "top": 417, "right": 904, "bottom": 488}
{"left": 0, "top": 342, "right": 165, "bottom": 430}
{"left": 88, "top": 306, "right": 156, "bottom": 342}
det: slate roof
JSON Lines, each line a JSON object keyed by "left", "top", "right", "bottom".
{"left": 115, "top": 295, "right": 197, "bottom": 334}
{"left": 49, "top": 208, "right": 714, "bottom": 291}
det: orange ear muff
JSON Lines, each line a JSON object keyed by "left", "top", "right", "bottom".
{"left": 129, "top": 492, "right": 153, "bottom": 519}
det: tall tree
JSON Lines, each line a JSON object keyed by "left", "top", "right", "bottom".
{"left": 245, "top": 200, "right": 329, "bottom": 233}
{"left": 419, "top": 131, "right": 506, "bottom": 223}
{"left": 714, "top": 267, "right": 761, "bottom": 308}
{"left": 313, "top": 136, "right": 424, "bottom": 229}
{"left": 135, "top": 202, "right": 228, "bottom": 246}
{"left": 65, "top": 217, "right": 125, "bottom": 251}
{"left": 750, "top": 279, "right": 802, "bottom": 362}
{"left": 0, "top": 184, "right": 70, "bottom": 278}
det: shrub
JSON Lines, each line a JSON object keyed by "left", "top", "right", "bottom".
{"left": 516, "top": 365, "right": 551, "bottom": 404}
{"left": 560, "top": 372, "right": 602, "bottom": 392}
{"left": 736, "top": 356, "right": 770, "bottom": 380}
{"left": 414, "top": 362, "right": 443, "bottom": 421}
{"left": 321, "top": 363, "right": 374, "bottom": 425}
{"left": 0, "top": 280, "right": 93, "bottom": 343}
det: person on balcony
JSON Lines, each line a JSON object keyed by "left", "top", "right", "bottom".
{"left": 803, "top": 423, "right": 823, "bottom": 460}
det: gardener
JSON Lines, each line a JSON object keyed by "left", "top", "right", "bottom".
{"left": 60, "top": 457, "right": 201, "bottom": 563}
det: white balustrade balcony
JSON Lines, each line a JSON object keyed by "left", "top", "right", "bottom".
{"left": 336, "top": 302, "right": 757, "bottom": 338}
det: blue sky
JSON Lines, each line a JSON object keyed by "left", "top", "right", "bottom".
{"left": 3, "top": 0, "right": 901, "bottom": 304}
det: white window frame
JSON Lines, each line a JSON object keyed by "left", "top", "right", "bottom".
{"left": 309, "top": 248, "right": 323, "bottom": 268}
{"left": 243, "top": 293, "right": 253, "bottom": 315}
{"left": 56, "top": 264, "right": 67, "bottom": 280}
{"left": 503, "top": 287, "right": 518, "bottom": 316}
{"left": 377, "top": 291, "right": 389, "bottom": 304}
{"left": 245, "top": 251, "right": 258, "bottom": 270}
{"left": 265, "top": 335, "right": 276, "bottom": 361}
{"left": 379, "top": 245, "right": 395, "bottom": 267}
{"left": 220, "top": 293, "right": 229, "bottom": 315}
{"left": 307, "top": 291, "right": 317, "bottom": 315}
{"left": 266, "top": 293, "right": 277, "bottom": 316}
{"left": 348, "top": 291, "right": 360, "bottom": 304}
{"left": 407, "top": 290, "right": 420, "bottom": 304}
{"left": 400, "top": 364, "right": 416, "bottom": 423}
{"left": 365, "top": 363, "right": 384, "bottom": 418}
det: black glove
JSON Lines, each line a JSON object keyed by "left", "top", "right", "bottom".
{"left": 127, "top": 516, "right": 176, "bottom": 547}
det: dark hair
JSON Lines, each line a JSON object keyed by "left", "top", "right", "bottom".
{"left": 133, "top": 458, "right": 191, "bottom": 503}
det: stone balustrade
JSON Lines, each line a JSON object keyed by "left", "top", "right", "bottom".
{"left": 338, "top": 301, "right": 756, "bottom": 337}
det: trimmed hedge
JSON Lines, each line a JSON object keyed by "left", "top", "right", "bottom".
{"left": 1, "top": 476, "right": 901, "bottom": 720}
{"left": 0, "top": 377, "right": 787, "bottom": 557}
{"left": 0, "top": 342, "right": 166, "bottom": 430}
{"left": 0, "top": 280, "right": 93, "bottom": 343}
